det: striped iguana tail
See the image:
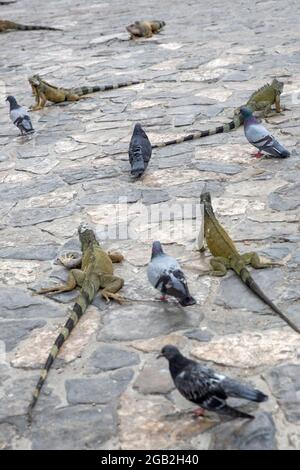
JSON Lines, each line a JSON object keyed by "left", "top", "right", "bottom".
{"left": 238, "top": 266, "right": 300, "bottom": 335}
{"left": 152, "top": 113, "right": 243, "bottom": 149}
{"left": 27, "top": 278, "right": 99, "bottom": 422}
{"left": 14, "top": 23, "right": 61, "bottom": 31}
{"left": 72, "top": 80, "right": 143, "bottom": 96}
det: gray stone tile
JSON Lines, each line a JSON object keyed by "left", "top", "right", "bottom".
{"left": 210, "top": 413, "right": 277, "bottom": 450}
{"left": 32, "top": 405, "right": 117, "bottom": 450}
{"left": 87, "top": 345, "right": 140, "bottom": 372}
{"left": 66, "top": 369, "right": 134, "bottom": 405}
{"left": 264, "top": 364, "right": 300, "bottom": 423}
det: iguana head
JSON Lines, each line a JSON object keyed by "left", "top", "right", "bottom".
{"left": 200, "top": 191, "right": 215, "bottom": 217}
{"left": 78, "top": 223, "right": 97, "bottom": 249}
{"left": 28, "top": 75, "right": 42, "bottom": 86}
{"left": 126, "top": 21, "right": 143, "bottom": 36}
{"left": 271, "top": 78, "right": 284, "bottom": 94}
{"left": 200, "top": 191, "right": 211, "bottom": 204}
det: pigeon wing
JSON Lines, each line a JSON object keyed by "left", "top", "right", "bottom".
{"left": 220, "top": 376, "right": 268, "bottom": 402}
{"left": 21, "top": 115, "right": 34, "bottom": 132}
{"left": 128, "top": 136, "right": 138, "bottom": 166}
{"left": 142, "top": 134, "right": 152, "bottom": 165}
{"left": 245, "top": 122, "right": 269, "bottom": 147}
{"left": 10, "top": 106, "right": 27, "bottom": 124}
{"left": 166, "top": 269, "right": 190, "bottom": 297}
{"left": 174, "top": 362, "right": 227, "bottom": 406}
{"left": 259, "top": 135, "right": 290, "bottom": 158}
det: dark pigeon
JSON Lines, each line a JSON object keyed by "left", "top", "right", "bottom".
{"left": 240, "top": 106, "right": 290, "bottom": 158}
{"left": 6, "top": 95, "right": 34, "bottom": 135}
{"left": 159, "top": 345, "right": 268, "bottom": 419}
{"left": 147, "top": 241, "right": 196, "bottom": 306}
{"left": 129, "top": 123, "right": 152, "bottom": 177}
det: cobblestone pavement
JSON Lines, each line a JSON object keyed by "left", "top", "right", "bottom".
{"left": 0, "top": 0, "right": 300, "bottom": 450}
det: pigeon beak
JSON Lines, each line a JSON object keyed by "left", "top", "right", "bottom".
{"left": 156, "top": 353, "right": 163, "bottom": 359}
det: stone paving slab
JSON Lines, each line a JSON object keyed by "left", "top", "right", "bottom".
{"left": 0, "top": 0, "right": 300, "bottom": 450}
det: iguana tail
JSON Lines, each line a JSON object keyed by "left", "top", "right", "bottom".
{"left": 73, "top": 80, "right": 143, "bottom": 96}
{"left": 151, "top": 114, "right": 243, "bottom": 149}
{"left": 15, "top": 23, "right": 61, "bottom": 31}
{"left": 27, "top": 278, "right": 99, "bottom": 422}
{"left": 239, "top": 267, "right": 300, "bottom": 334}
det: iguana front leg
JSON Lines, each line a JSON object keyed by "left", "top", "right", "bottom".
{"left": 253, "top": 102, "right": 273, "bottom": 118}
{"left": 99, "top": 274, "right": 124, "bottom": 303}
{"left": 257, "top": 99, "right": 283, "bottom": 117}
{"left": 31, "top": 92, "right": 47, "bottom": 111}
{"left": 241, "top": 252, "right": 282, "bottom": 268}
{"left": 108, "top": 251, "right": 124, "bottom": 263}
{"left": 275, "top": 94, "right": 282, "bottom": 113}
{"left": 252, "top": 100, "right": 282, "bottom": 118}
{"left": 29, "top": 91, "right": 40, "bottom": 110}
{"left": 35, "top": 269, "right": 85, "bottom": 295}
{"left": 210, "top": 257, "right": 230, "bottom": 276}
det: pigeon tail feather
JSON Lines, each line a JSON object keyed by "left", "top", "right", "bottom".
{"left": 217, "top": 404, "right": 254, "bottom": 420}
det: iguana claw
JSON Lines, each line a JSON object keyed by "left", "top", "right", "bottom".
{"left": 101, "top": 291, "right": 125, "bottom": 304}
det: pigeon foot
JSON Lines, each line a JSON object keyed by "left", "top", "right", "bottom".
{"left": 193, "top": 407, "right": 205, "bottom": 417}
{"left": 252, "top": 151, "right": 264, "bottom": 158}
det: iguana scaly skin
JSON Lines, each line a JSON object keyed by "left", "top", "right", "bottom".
{"left": 199, "top": 192, "right": 300, "bottom": 335}
{"left": 28, "top": 223, "right": 124, "bottom": 420}
{"left": 28, "top": 74, "right": 143, "bottom": 110}
{"left": 126, "top": 20, "right": 165, "bottom": 38}
{"left": 0, "top": 20, "right": 60, "bottom": 32}
{"left": 152, "top": 79, "right": 284, "bottom": 148}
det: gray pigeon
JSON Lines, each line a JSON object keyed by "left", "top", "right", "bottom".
{"left": 147, "top": 241, "right": 196, "bottom": 306}
{"left": 129, "top": 123, "right": 152, "bottom": 177}
{"left": 6, "top": 95, "right": 34, "bottom": 135}
{"left": 240, "top": 106, "right": 290, "bottom": 158}
{"left": 159, "top": 345, "right": 268, "bottom": 419}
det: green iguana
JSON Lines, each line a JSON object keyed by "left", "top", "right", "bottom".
{"left": 0, "top": 19, "right": 61, "bottom": 32}
{"left": 126, "top": 20, "right": 165, "bottom": 38}
{"left": 152, "top": 79, "right": 284, "bottom": 148}
{"left": 28, "top": 74, "right": 143, "bottom": 110}
{"left": 199, "top": 192, "right": 300, "bottom": 335}
{"left": 28, "top": 223, "right": 125, "bottom": 420}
